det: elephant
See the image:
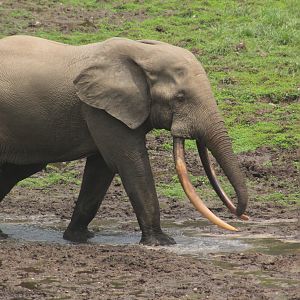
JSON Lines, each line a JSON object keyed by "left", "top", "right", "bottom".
{"left": 0, "top": 35, "right": 249, "bottom": 245}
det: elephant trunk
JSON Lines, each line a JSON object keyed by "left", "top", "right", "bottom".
{"left": 173, "top": 109, "right": 248, "bottom": 230}
{"left": 197, "top": 143, "right": 249, "bottom": 220}
{"left": 198, "top": 116, "right": 248, "bottom": 216}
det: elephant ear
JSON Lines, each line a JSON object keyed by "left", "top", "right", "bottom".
{"left": 74, "top": 56, "right": 150, "bottom": 129}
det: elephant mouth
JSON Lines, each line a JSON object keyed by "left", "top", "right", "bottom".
{"left": 173, "top": 137, "right": 249, "bottom": 231}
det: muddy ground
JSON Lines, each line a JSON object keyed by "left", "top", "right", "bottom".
{"left": 1, "top": 136, "right": 299, "bottom": 300}
{"left": 0, "top": 1, "right": 299, "bottom": 299}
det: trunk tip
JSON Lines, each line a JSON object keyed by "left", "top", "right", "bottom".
{"left": 236, "top": 203, "right": 247, "bottom": 217}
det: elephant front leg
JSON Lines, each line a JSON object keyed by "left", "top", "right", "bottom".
{"left": 118, "top": 153, "right": 176, "bottom": 246}
{"left": 63, "top": 153, "right": 115, "bottom": 242}
{"left": 85, "top": 110, "right": 175, "bottom": 246}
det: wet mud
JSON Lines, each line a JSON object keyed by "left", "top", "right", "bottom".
{"left": 0, "top": 216, "right": 299, "bottom": 300}
{"left": 1, "top": 142, "right": 299, "bottom": 299}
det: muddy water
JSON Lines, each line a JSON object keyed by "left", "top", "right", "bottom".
{"left": 1, "top": 222, "right": 252, "bottom": 256}
{"left": 1, "top": 215, "right": 298, "bottom": 257}
{"left": 1, "top": 214, "right": 299, "bottom": 299}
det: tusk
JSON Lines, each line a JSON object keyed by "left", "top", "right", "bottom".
{"left": 173, "top": 137, "right": 238, "bottom": 232}
{"left": 197, "top": 141, "right": 249, "bottom": 221}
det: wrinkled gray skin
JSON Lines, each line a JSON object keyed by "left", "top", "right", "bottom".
{"left": 0, "top": 36, "right": 248, "bottom": 245}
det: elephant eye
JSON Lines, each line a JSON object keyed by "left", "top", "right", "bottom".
{"left": 175, "top": 90, "right": 185, "bottom": 101}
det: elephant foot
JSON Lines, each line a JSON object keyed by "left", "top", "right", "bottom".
{"left": 140, "top": 232, "right": 176, "bottom": 246}
{"left": 0, "top": 229, "right": 8, "bottom": 240}
{"left": 63, "top": 227, "right": 95, "bottom": 243}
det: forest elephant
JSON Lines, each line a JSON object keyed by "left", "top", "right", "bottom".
{"left": 0, "top": 35, "right": 249, "bottom": 245}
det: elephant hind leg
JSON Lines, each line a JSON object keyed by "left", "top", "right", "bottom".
{"left": 0, "top": 162, "right": 46, "bottom": 239}
{"left": 63, "top": 153, "right": 115, "bottom": 243}
{"left": 0, "top": 162, "right": 46, "bottom": 201}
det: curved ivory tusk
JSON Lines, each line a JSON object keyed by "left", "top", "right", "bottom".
{"left": 197, "top": 141, "right": 249, "bottom": 221}
{"left": 173, "top": 137, "right": 238, "bottom": 232}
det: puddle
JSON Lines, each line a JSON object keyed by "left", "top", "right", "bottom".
{"left": 1, "top": 216, "right": 299, "bottom": 294}
{"left": 245, "top": 237, "right": 300, "bottom": 255}
{"left": 20, "top": 267, "right": 44, "bottom": 274}
{"left": 210, "top": 259, "right": 299, "bottom": 290}
{"left": 19, "top": 281, "right": 39, "bottom": 290}
{"left": 1, "top": 217, "right": 299, "bottom": 258}
{"left": 0, "top": 222, "right": 250, "bottom": 255}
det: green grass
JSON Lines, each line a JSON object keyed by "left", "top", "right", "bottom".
{"left": 157, "top": 175, "right": 234, "bottom": 202}
{"left": 9, "top": 9, "right": 32, "bottom": 18}
{"left": 1, "top": 0, "right": 299, "bottom": 192}
{"left": 36, "top": 0, "right": 300, "bottom": 154}
{"left": 18, "top": 165, "right": 81, "bottom": 188}
{"left": 229, "top": 121, "right": 299, "bottom": 152}
{"left": 255, "top": 191, "right": 300, "bottom": 206}
{"left": 158, "top": 174, "right": 299, "bottom": 207}
{"left": 56, "top": 0, "right": 107, "bottom": 8}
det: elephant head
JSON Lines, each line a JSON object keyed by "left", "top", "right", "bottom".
{"left": 74, "top": 38, "right": 249, "bottom": 230}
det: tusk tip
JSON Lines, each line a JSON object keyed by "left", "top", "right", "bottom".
{"left": 228, "top": 226, "right": 239, "bottom": 232}
{"left": 222, "top": 223, "right": 239, "bottom": 232}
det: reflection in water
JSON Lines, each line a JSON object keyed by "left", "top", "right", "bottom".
{"left": 1, "top": 217, "right": 299, "bottom": 294}
{"left": 0, "top": 223, "right": 248, "bottom": 255}
{"left": 1, "top": 220, "right": 299, "bottom": 258}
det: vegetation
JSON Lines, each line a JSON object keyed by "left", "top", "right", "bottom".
{"left": 157, "top": 174, "right": 234, "bottom": 201}
{"left": 18, "top": 165, "right": 81, "bottom": 188}
{"left": 1, "top": 0, "right": 298, "bottom": 152}
{"left": 1, "top": 0, "right": 298, "bottom": 205}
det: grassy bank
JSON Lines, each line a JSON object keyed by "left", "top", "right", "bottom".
{"left": 1, "top": 0, "right": 299, "bottom": 205}
{"left": 1, "top": 0, "right": 298, "bottom": 152}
